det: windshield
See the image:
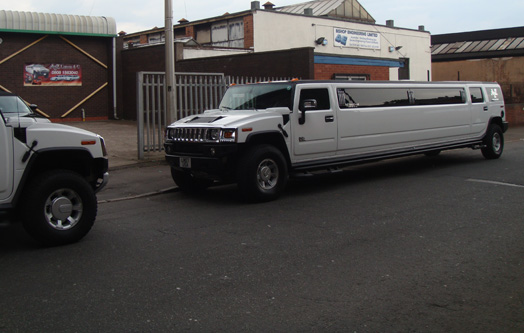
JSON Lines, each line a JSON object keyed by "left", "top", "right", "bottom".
{"left": 219, "top": 83, "right": 294, "bottom": 111}
{"left": 0, "top": 95, "right": 33, "bottom": 116}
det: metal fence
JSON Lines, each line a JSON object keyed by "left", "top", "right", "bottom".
{"left": 137, "top": 71, "right": 295, "bottom": 159}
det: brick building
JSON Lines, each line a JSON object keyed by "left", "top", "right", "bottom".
{"left": 432, "top": 27, "right": 524, "bottom": 126}
{"left": 0, "top": 10, "right": 116, "bottom": 121}
{"left": 118, "top": 0, "right": 431, "bottom": 119}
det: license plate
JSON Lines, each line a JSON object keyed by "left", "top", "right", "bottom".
{"left": 179, "top": 157, "right": 191, "bottom": 168}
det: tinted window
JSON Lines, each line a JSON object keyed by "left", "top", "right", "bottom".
{"left": 219, "top": 84, "right": 293, "bottom": 110}
{"left": 470, "top": 87, "right": 484, "bottom": 103}
{"left": 337, "top": 88, "right": 409, "bottom": 108}
{"left": 412, "top": 88, "right": 465, "bottom": 105}
{"left": 299, "top": 89, "right": 330, "bottom": 111}
{"left": 0, "top": 96, "right": 33, "bottom": 116}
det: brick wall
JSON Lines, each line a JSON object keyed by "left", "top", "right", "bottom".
{"left": 314, "top": 63, "right": 389, "bottom": 80}
{"left": 185, "top": 26, "right": 195, "bottom": 39}
{"left": 243, "top": 15, "right": 254, "bottom": 49}
{"left": 118, "top": 46, "right": 315, "bottom": 119}
{"left": 0, "top": 33, "right": 113, "bottom": 121}
{"left": 506, "top": 104, "right": 524, "bottom": 127}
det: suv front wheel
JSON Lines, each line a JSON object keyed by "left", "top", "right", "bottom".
{"left": 22, "top": 170, "right": 97, "bottom": 246}
{"left": 237, "top": 145, "right": 288, "bottom": 202}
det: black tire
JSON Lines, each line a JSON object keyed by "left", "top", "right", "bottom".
{"left": 237, "top": 145, "right": 288, "bottom": 202}
{"left": 22, "top": 170, "right": 97, "bottom": 246}
{"left": 481, "top": 124, "right": 504, "bottom": 159}
{"left": 170, "top": 167, "right": 212, "bottom": 192}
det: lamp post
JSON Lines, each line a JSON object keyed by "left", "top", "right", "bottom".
{"left": 165, "top": 0, "right": 176, "bottom": 126}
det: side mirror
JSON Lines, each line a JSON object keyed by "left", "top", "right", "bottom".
{"left": 30, "top": 104, "right": 38, "bottom": 111}
{"left": 299, "top": 99, "right": 317, "bottom": 125}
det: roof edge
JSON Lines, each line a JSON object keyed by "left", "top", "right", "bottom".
{"left": 0, "top": 10, "right": 117, "bottom": 37}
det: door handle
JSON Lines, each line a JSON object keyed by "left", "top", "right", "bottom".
{"left": 483, "top": 106, "right": 488, "bottom": 111}
{"left": 325, "top": 115, "right": 334, "bottom": 122}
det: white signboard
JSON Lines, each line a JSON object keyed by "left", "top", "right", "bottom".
{"left": 333, "top": 28, "right": 380, "bottom": 49}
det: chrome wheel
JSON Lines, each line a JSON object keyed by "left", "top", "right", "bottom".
{"left": 492, "top": 132, "right": 502, "bottom": 153}
{"left": 44, "top": 188, "right": 83, "bottom": 230}
{"left": 256, "top": 158, "right": 279, "bottom": 190}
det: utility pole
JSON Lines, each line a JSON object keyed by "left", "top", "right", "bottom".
{"left": 165, "top": 0, "right": 176, "bottom": 126}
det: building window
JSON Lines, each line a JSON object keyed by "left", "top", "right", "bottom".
{"left": 333, "top": 74, "right": 369, "bottom": 81}
{"left": 211, "top": 19, "right": 244, "bottom": 48}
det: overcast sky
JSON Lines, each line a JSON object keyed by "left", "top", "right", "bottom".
{"left": 0, "top": 0, "right": 521, "bottom": 35}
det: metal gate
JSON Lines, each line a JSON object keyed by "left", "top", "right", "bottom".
{"left": 137, "top": 72, "right": 227, "bottom": 159}
{"left": 137, "top": 72, "right": 295, "bottom": 159}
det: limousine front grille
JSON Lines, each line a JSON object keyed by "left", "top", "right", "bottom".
{"left": 167, "top": 127, "right": 212, "bottom": 142}
{"left": 166, "top": 127, "right": 236, "bottom": 143}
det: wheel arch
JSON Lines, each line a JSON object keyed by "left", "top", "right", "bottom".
{"left": 12, "top": 148, "right": 100, "bottom": 209}
{"left": 243, "top": 131, "right": 291, "bottom": 167}
{"left": 488, "top": 116, "right": 506, "bottom": 133}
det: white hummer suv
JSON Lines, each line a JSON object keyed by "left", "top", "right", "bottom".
{"left": 0, "top": 92, "right": 108, "bottom": 245}
{"left": 165, "top": 80, "right": 508, "bottom": 202}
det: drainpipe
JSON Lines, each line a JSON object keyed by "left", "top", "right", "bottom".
{"left": 112, "top": 37, "right": 119, "bottom": 119}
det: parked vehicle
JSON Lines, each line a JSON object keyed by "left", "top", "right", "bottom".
{"left": 164, "top": 80, "right": 508, "bottom": 202}
{"left": 0, "top": 92, "right": 108, "bottom": 245}
{"left": 25, "top": 64, "right": 50, "bottom": 80}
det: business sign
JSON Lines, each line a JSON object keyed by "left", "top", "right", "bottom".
{"left": 333, "top": 28, "right": 380, "bottom": 50}
{"left": 24, "top": 64, "right": 82, "bottom": 86}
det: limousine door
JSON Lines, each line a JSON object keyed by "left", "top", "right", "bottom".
{"left": 469, "top": 86, "right": 490, "bottom": 135}
{"left": 292, "top": 87, "right": 337, "bottom": 160}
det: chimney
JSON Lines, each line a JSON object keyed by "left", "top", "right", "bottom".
{"left": 251, "top": 1, "right": 260, "bottom": 10}
{"left": 304, "top": 8, "right": 313, "bottom": 16}
{"left": 386, "top": 20, "right": 394, "bottom": 27}
{"left": 418, "top": 25, "right": 425, "bottom": 31}
{"left": 263, "top": 1, "right": 275, "bottom": 10}
{"left": 178, "top": 18, "right": 189, "bottom": 24}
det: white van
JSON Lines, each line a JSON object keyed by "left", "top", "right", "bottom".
{"left": 165, "top": 80, "right": 508, "bottom": 202}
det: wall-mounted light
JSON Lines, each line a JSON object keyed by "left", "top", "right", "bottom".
{"left": 389, "top": 46, "right": 403, "bottom": 52}
{"left": 315, "top": 37, "right": 328, "bottom": 46}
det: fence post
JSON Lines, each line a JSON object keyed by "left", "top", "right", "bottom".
{"left": 137, "top": 72, "right": 145, "bottom": 160}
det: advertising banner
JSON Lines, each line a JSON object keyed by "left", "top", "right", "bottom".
{"left": 24, "top": 64, "right": 82, "bottom": 86}
{"left": 333, "top": 28, "right": 380, "bottom": 50}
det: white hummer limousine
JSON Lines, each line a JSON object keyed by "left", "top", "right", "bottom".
{"left": 164, "top": 80, "right": 508, "bottom": 202}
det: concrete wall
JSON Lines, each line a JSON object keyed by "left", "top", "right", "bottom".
{"left": 252, "top": 11, "right": 431, "bottom": 81}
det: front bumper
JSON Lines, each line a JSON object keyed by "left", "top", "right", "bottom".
{"left": 164, "top": 141, "right": 240, "bottom": 179}
{"left": 502, "top": 121, "right": 509, "bottom": 133}
{"left": 95, "top": 172, "right": 109, "bottom": 193}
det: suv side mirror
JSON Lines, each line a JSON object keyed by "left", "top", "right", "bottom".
{"left": 299, "top": 99, "right": 317, "bottom": 125}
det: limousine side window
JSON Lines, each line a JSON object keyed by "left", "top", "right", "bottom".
{"left": 299, "top": 89, "right": 330, "bottom": 111}
{"left": 411, "top": 88, "right": 465, "bottom": 105}
{"left": 337, "top": 88, "right": 410, "bottom": 108}
{"left": 470, "top": 87, "right": 484, "bottom": 103}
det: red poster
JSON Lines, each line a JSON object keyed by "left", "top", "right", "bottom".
{"left": 24, "top": 64, "right": 82, "bottom": 86}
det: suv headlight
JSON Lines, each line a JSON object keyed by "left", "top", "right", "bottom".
{"left": 209, "top": 128, "right": 220, "bottom": 141}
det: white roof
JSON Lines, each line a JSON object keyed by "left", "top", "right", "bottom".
{"left": 0, "top": 10, "right": 116, "bottom": 37}
{"left": 278, "top": 0, "right": 344, "bottom": 15}
{"left": 276, "top": 0, "right": 375, "bottom": 23}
